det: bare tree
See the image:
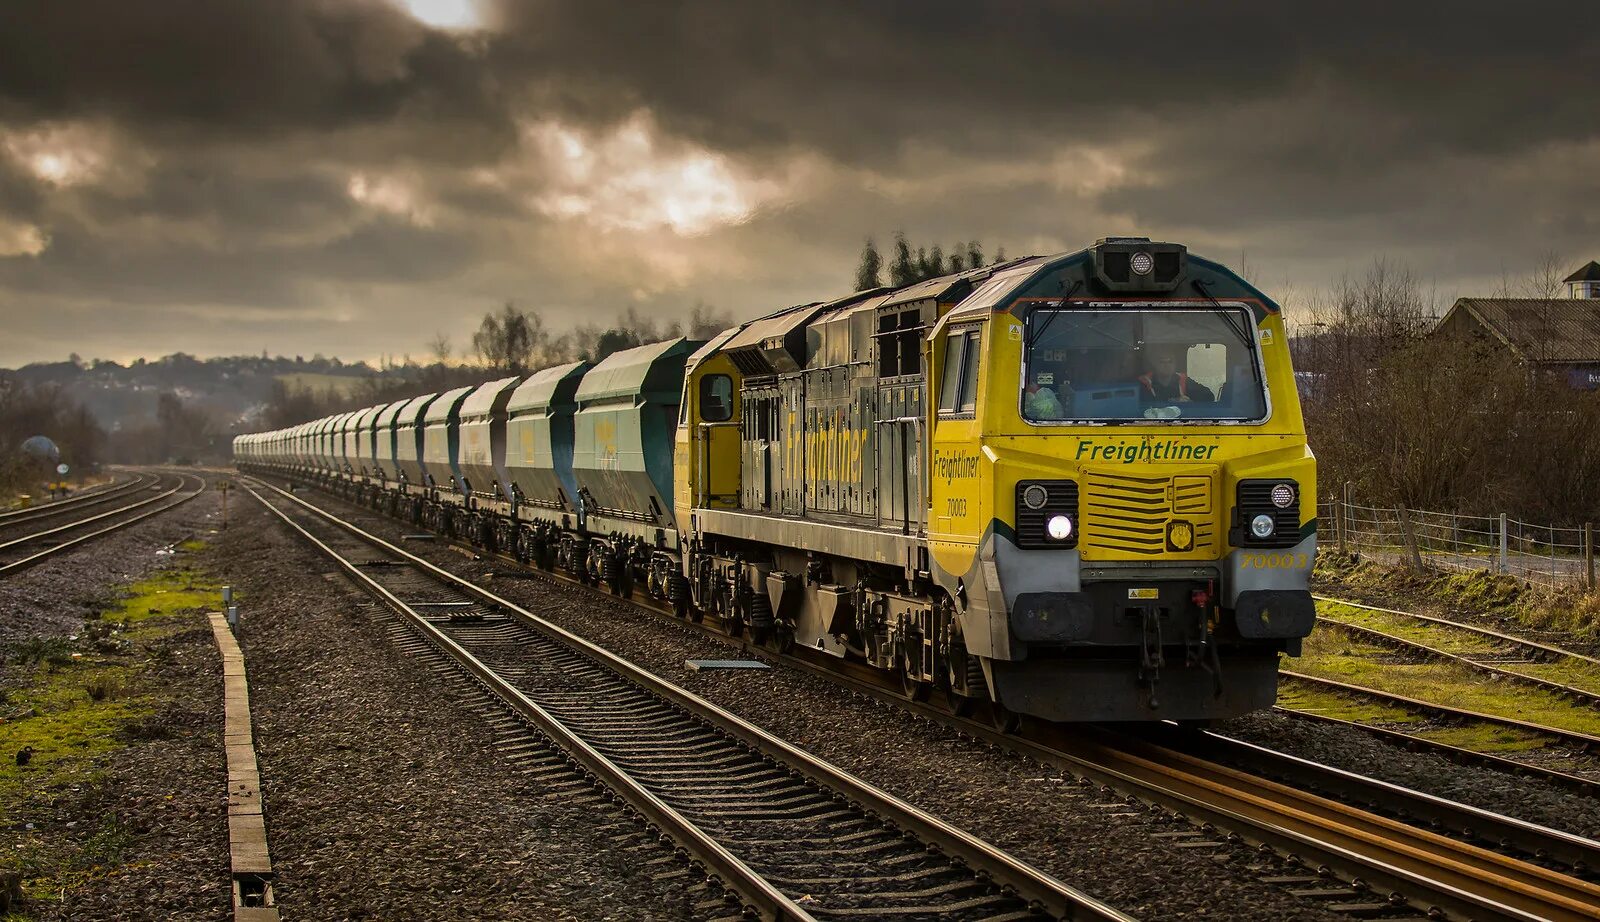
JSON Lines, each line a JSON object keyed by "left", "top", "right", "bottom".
{"left": 428, "top": 332, "right": 453, "bottom": 366}
{"left": 473, "top": 302, "right": 543, "bottom": 374}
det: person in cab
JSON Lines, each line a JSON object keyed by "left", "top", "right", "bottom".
{"left": 1138, "top": 347, "right": 1215, "bottom": 404}
{"left": 1025, "top": 370, "right": 1071, "bottom": 419}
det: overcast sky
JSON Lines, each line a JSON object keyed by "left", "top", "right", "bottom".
{"left": 0, "top": 0, "right": 1596, "bottom": 367}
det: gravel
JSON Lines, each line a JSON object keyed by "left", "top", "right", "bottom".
{"left": 216, "top": 493, "right": 709, "bottom": 920}
{"left": 20, "top": 615, "right": 233, "bottom": 921}
{"left": 263, "top": 481, "right": 1369, "bottom": 920}
{"left": 2, "top": 471, "right": 231, "bottom": 921}
{"left": 0, "top": 475, "right": 222, "bottom": 652}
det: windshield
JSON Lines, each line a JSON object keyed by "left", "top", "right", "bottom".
{"left": 1022, "top": 306, "right": 1267, "bottom": 423}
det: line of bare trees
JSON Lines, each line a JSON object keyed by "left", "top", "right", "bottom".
{"left": 1292, "top": 258, "right": 1600, "bottom": 526}
{"left": 263, "top": 302, "right": 733, "bottom": 428}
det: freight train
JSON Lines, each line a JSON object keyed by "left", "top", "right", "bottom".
{"left": 235, "top": 237, "right": 1317, "bottom": 725}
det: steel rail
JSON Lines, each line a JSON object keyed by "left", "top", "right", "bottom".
{"left": 0, "top": 471, "right": 154, "bottom": 526}
{"left": 256, "top": 471, "right": 1600, "bottom": 921}
{"left": 1315, "top": 594, "right": 1600, "bottom": 669}
{"left": 243, "top": 477, "right": 1129, "bottom": 922}
{"left": 1280, "top": 670, "right": 1600, "bottom": 753}
{"left": 0, "top": 473, "right": 185, "bottom": 554}
{"left": 1314, "top": 614, "right": 1600, "bottom": 707}
{"left": 1129, "top": 722, "right": 1600, "bottom": 873}
{"left": 1270, "top": 707, "right": 1600, "bottom": 797}
{"left": 0, "top": 473, "right": 206, "bottom": 577}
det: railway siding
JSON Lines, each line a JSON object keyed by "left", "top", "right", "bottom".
{"left": 1315, "top": 597, "right": 1600, "bottom": 695}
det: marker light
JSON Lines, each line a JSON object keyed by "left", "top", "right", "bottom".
{"left": 1250, "top": 513, "right": 1276, "bottom": 539}
{"left": 1047, "top": 514, "right": 1073, "bottom": 541}
{"left": 1022, "top": 484, "right": 1049, "bottom": 510}
{"left": 1271, "top": 483, "right": 1296, "bottom": 509}
{"left": 1130, "top": 251, "right": 1154, "bottom": 275}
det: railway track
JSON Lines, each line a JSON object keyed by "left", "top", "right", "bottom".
{"left": 0, "top": 470, "right": 206, "bottom": 577}
{"left": 261, "top": 474, "right": 1600, "bottom": 922}
{"left": 242, "top": 477, "right": 1128, "bottom": 922}
{"left": 1271, "top": 706, "right": 1600, "bottom": 798}
{"left": 1279, "top": 670, "right": 1600, "bottom": 756}
{"left": 0, "top": 470, "right": 157, "bottom": 530}
{"left": 1314, "top": 595, "right": 1600, "bottom": 706}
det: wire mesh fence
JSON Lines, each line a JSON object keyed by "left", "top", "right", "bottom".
{"left": 1317, "top": 493, "right": 1597, "bottom": 591}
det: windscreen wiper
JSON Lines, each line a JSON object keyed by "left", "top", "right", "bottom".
{"left": 1193, "top": 278, "right": 1254, "bottom": 350}
{"left": 1025, "top": 279, "right": 1082, "bottom": 348}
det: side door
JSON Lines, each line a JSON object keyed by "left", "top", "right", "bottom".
{"left": 695, "top": 372, "right": 740, "bottom": 507}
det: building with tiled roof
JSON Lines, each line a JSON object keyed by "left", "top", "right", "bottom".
{"left": 1433, "top": 261, "right": 1600, "bottom": 389}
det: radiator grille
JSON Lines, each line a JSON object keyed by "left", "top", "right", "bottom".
{"left": 1081, "top": 469, "right": 1217, "bottom": 558}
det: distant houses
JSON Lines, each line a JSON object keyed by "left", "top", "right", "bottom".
{"left": 1432, "top": 261, "right": 1600, "bottom": 389}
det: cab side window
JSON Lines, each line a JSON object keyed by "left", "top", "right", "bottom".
{"left": 938, "top": 328, "right": 982, "bottom": 417}
{"left": 700, "top": 374, "right": 733, "bottom": 422}
{"left": 959, "top": 331, "right": 980, "bottom": 413}
{"left": 938, "top": 333, "right": 964, "bottom": 412}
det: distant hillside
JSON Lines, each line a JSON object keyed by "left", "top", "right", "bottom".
{"left": 1, "top": 354, "right": 376, "bottom": 432}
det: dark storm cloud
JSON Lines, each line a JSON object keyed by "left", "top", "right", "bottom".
{"left": 0, "top": 0, "right": 1596, "bottom": 365}
{"left": 488, "top": 0, "right": 1600, "bottom": 166}
{"left": 0, "top": 0, "right": 508, "bottom": 146}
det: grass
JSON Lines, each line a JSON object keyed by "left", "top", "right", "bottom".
{"left": 1284, "top": 627, "right": 1600, "bottom": 738}
{"left": 1314, "top": 550, "right": 1600, "bottom": 643}
{"left": 104, "top": 565, "right": 221, "bottom": 626}
{"left": 1315, "top": 599, "right": 1600, "bottom": 693}
{"left": 0, "top": 541, "right": 221, "bottom": 918}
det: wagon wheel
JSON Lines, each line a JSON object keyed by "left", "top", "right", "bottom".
{"left": 947, "top": 649, "right": 987, "bottom": 718}
{"left": 766, "top": 623, "right": 796, "bottom": 655}
{"left": 989, "top": 699, "right": 1022, "bottom": 734}
{"left": 899, "top": 645, "right": 931, "bottom": 703}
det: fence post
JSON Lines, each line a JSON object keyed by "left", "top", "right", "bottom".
{"left": 1342, "top": 482, "right": 1354, "bottom": 554}
{"left": 1586, "top": 522, "right": 1595, "bottom": 591}
{"left": 1397, "top": 504, "right": 1425, "bottom": 571}
{"left": 1335, "top": 495, "right": 1347, "bottom": 556}
{"left": 1499, "top": 513, "right": 1509, "bottom": 575}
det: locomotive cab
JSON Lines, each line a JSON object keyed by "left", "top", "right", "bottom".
{"left": 928, "top": 239, "right": 1316, "bottom": 721}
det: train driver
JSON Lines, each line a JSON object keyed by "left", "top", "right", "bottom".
{"left": 1137, "top": 346, "right": 1215, "bottom": 404}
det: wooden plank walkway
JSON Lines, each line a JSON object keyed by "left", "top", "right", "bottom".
{"left": 209, "top": 612, "right": 280, "bottom": 922}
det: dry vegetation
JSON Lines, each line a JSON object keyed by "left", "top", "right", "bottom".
{"left": 1293, "top": 260, "right": 1600, "bottom": 526}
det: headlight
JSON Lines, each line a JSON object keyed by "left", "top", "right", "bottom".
{"left": 1250, "top": 513, "right": 1275, "bottom": 539}
{"left": 1022, "top": 484, "right": 1049, "bottom": 510}
{"left": 1270, "top": 483, "right": 1295, "bottom": 509}
{"left": 1047, "top": 514, "right": 1073, "bottom": 541}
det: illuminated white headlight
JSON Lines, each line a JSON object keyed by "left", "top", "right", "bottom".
{"left": 1130, "top": 251, "right": 1154, "bottom": 275}
{"left": 1250, "top": 513, "right": 1275, "bottom": 539}
{"left": 1047, "top": 514, "right": 1073, "bottom": 541}
{"left": 1271, "top": 483, "right": 1295, "bottom": 509}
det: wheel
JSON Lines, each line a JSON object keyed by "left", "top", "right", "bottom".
{"left": 947, "top": 650, "right": 987, "bottom": 718}
{"left": 989, "top": 700, "right": 1022, "bottom": 734}
{"left": 900, "top": 647, "right": 931, "bottom": 703}
{"left": 766, "top": 626, "right": 796, "bottom": 655}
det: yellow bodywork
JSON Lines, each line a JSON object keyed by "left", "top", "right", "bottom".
{"left": 927, "top": 307, "right": 1314, "bottom": 577}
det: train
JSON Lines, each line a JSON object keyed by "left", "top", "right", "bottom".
{"left": 235, "top": 237, "right": 1318, "bottom": 726}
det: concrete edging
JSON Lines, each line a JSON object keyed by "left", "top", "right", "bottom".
{"left": 208, "top": 612, "right": 280, "bottom": 921}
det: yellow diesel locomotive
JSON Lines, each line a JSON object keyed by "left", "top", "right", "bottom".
{"left": 237, "top": 236, "right": 1315, "bottom": 726}
{"left": 674, "top": 237, "right": 1315, "bottom": 724}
